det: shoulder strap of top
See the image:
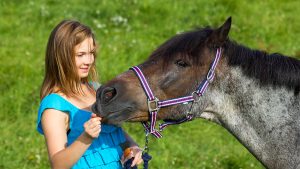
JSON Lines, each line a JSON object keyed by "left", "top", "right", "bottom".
{"left": 36, "top": 94, "right": 73, "bottom": 134}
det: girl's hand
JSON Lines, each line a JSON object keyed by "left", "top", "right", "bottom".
{"left": 121, "top": 146, "right": 143, "bottom": 167}
{"left": 83, "top": 113, "right": 101, "bottom": 139}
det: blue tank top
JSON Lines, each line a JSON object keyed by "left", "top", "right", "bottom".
{"left": 36, "top": 93, "right": 126, "bottom": 169}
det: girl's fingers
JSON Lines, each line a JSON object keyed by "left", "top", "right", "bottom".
{"left": 87, "top": 118, "right": 101, "bottom": 128}
{"left": 91, "top": 113, "right": 97, "bottom": 118}
{"left": 83, "top": 115, "right": 102, "bottom": 139}
{"left": 85, "top": 120, "right": 101, "bottom": 131}
{"left": 90, "top": 124, "right": 101, "bottom": 132}
{"left": 131, "top": 151, "right": 142, "bottom": 167}
{"left": 91, "top": 113, "right": 102, "bottom": 120}
{"left": 90, "top": 117, "right": 101, "bottom": 123}
{"left": 88, "top": 121, "right": 101, "bottom": 129}
{"left": 137, "top": 158, "right": 143, "bottom": 165}
{"left": 92, "top": 128, "right": 101, "bottom": 136}
{"left": 88, "top": 126, "right": 101, "bottom": 137}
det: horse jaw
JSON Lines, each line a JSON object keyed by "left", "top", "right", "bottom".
{"left": 125, "top": 110, "right": 149, "bottom": 122}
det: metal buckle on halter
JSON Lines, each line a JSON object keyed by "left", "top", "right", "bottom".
{"left": 147, "top": 97, "right": 160, "bottom": 112}
{"left": 192, "top": 91, "right": 201, "bottom": 102}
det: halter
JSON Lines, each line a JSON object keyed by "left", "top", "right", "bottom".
{"left": 130, "top": 48, "right": 222, "bottom": 138}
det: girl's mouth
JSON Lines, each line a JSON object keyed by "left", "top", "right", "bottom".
{"left": 80, "top": 67, "right": 89, "bottom": 72}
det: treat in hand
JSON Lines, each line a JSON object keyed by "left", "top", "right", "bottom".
{"left": 124, "top": 148, "right": 132, "bottom": 158}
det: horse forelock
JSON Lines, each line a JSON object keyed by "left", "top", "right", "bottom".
{"left": 223, "top": 41, "right": 300, "bottom": 94}
{"left": 148, "top": 27, "right": 213, "bottom": 68}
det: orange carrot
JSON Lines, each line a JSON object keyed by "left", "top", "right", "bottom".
{"left": 124, "top": 148, "right": 131, "bottom": 158}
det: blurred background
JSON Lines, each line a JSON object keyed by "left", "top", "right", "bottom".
{"left": 1, "top": 0, "right": 299, "bottom": 168}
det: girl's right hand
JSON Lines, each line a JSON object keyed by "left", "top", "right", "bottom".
{"left": 83, "top": 113, "right": 102, "bottom": 139}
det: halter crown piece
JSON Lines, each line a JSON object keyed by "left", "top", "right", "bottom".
{"left": 130, "top": 48, "right": 222, "bottom": 138}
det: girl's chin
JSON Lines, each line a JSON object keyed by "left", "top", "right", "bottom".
{"left": 79, "top": 73, "right": 89, "bottom": 78}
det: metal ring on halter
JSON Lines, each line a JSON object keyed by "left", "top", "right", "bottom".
{"left": 185, "top": 96, "right": 195, "bottom": 117}
{"left": 192, "top": 91, "right": 201, "bottom": 102}
{"left": 147, "top": 97, "right": 160, "bottom": 112}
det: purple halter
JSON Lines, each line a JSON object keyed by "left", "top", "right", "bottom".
{"left": 130, "top": 48, "right": 222, "bottom": 138}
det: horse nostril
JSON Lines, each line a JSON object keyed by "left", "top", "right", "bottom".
{"left": 105, "top": 91, "right": 113, "bottom": 99}
{"left": 102, "top": 87, "right": 117, "bottom": 103}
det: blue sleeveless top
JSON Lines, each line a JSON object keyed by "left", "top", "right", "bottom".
{"left": 37, "top": 93, "right": 126, "bottom": 169}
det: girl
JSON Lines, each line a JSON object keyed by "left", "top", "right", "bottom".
{"left": 37, "top": 20, "right": 142, "bottom": 169}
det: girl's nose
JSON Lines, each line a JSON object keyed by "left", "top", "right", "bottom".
{"left": 84, "top": 54, "right": 94, "bottom": 64}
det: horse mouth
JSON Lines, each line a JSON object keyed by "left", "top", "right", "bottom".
{"left": 125, "top": 114, "right": 149, "bottom": 122}
{"left": 94, "top": 106, "right": 148, "bottom": 124}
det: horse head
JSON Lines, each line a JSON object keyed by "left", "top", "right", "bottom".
{"left": 93, "top": 17, "right": 300, "bottom": 168}
{"left": 92, "top": 17, "right": 232, "bottom": 125}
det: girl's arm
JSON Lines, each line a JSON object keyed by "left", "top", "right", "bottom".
{"left": 41, "top": 109, "right": 101, "bottom": 169}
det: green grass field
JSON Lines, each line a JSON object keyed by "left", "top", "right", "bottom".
{"left": 1, "top": 0, "right": 299, "bottom": 168}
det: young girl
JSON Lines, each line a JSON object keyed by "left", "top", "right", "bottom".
{"left": 37, "top": 20, "right": 142, "bottom": 169}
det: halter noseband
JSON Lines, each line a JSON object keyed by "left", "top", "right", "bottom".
{"left": 130, "top": 48, "right": 222, "bottom": 138}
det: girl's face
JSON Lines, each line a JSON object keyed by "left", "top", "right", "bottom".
{"left": 74, "top": 37, "right": 95, "bottom": 79}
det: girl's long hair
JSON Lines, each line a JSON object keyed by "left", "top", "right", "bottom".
{"left": 40, "top": 20, "right": 98, "bottom": 99}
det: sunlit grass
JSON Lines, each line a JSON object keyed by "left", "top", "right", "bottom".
{"left": 1, "top": 0, "right": 299, "bottom": 168}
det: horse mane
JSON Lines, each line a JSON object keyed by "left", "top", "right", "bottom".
{"left": 149, "top": 27, "right": 300, "bottom": 95}
{"left": 149, "top": 27, "right": 213, "bottom": 66}
{"left": 224, "top": 40, "right": 300, "bottom": 94}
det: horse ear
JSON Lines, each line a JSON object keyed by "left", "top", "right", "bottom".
{"left": 209, "top": 17, "right": 232, "bottom": 47}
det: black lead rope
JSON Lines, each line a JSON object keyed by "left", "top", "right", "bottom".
{"left": 123, "top": 153, "right": 152, "bottom": 169}
{"left": 123, "top": 158, "right": 137, "bottom": 169}
{"left": 142, "top": 133, "right": 152, "bottom": 169}
{"left": 123, "top": 134, "right": 152, "bottom": 169}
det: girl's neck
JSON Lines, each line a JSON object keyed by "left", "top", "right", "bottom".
{"left": 54, "top": 82, "right": 95, "bottom": 99}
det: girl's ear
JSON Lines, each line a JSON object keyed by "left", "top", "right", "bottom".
{"left": 209, "top": 17, "right": 232, "bottom": 48}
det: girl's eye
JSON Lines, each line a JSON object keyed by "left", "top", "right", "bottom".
{"left": 76, "top": 53, "right": 84, "bottom": 57}
{"left": 175, "top": 59, "right": 189, "bottom": 68}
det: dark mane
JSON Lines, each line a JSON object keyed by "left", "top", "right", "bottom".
{"left": 149, "top": 27, "right": 300, "bottom": 94}
{"left": 224, "top": 41, "right": 300, "bottom": 94}
{"left": 149, "top": 27, "right": 213, "bottom": 66}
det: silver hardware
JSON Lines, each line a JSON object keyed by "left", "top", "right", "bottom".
{"left": 147, "top": 97, "right": 160, "bottom": 112}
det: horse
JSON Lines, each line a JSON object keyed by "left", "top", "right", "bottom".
{"left": 92, "top": 17, "right": 300, "bottom": 169}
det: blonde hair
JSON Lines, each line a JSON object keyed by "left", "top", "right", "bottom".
{"left": 40, "top": 20, "right": 98, "bottom": 99}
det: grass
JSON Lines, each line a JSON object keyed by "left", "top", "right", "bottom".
{"left": 1, "top": 0, "right": 299, "bottom": 168}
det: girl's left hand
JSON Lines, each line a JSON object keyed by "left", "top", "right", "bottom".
{"left": 121, "top": 146, "right": 143, "bottom": 167}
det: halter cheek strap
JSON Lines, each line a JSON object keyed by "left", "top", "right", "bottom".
{"left": 130, "top": 48, "right": 222, "bottom": 138}
{"left": 131, "top": 66, "right": 163, "bottom": 138}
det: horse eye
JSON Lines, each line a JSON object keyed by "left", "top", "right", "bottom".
{"left": 175, "top": 60, "right": 189, "bottom": 68}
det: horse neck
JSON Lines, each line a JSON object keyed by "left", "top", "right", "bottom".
{"left": 202, "top": 64, "right": 300, "bottom": 169}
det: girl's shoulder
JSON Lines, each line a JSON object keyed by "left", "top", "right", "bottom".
{"left": 37, "top": 93, "right": 74, "bottom": 134}
{"left": 40, "top": 93, "right": 71, "bottom": 110}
